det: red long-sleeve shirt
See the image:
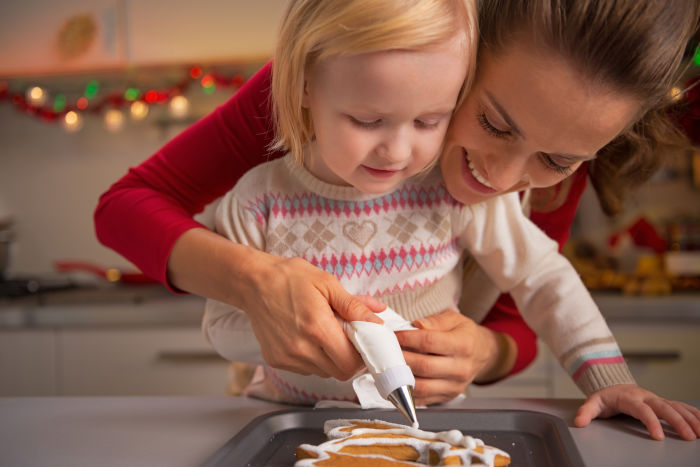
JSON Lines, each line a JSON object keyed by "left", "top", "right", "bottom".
{"left": 94, "top": 61, "right": 588, "bottom": 378}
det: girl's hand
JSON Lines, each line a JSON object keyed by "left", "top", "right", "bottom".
{"left": 245, "top": 255, "right": 385, "bottom": 381}
{"left": 574, "top": 384, "right": 700, "bottom": 440}
{"left": 395, "top": 309, "right": 509, "bottom": 405}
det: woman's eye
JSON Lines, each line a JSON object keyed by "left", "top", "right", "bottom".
{"left": 539, "top": 153, "right": 573, "bottom": 176}
{"left": 477, "top": 112, "right": 511, "bottom": 138}
{"left": 349, "top": 116, "right": 381, "bottom": 129}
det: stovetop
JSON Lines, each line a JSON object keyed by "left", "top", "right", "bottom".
{"left": 0, "top": 276, "right": 78, "bottom": 298}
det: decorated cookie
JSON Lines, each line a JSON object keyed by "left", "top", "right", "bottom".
{"left": 295, "top": 419, "right": 510, "bottom": 466}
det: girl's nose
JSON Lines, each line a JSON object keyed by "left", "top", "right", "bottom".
{"left": 379, "top": 129, "right": 411, "bottom": 163}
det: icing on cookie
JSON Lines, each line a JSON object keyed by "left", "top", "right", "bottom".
{"left": 295, "top": 419, "right": 511, "bottom": 466}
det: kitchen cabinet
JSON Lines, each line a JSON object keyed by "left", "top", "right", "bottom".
{"left": 0, "top": 325, "right": 230, "bottom": 397}
{"left": 59, "top": 327, "right": 230, "bottom": 396}
{"left": 469, "top": 321, "right": 700, "bottom": 400}
{"left": 608, "top": 322, "right": 700, "bottom": 400}
{"left": 0, "top": 329, "right": 56, "bottom": 396}
{"left": 0, "top": 291, "right": 233, "bottom": 396}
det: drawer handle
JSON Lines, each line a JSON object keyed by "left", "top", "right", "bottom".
{"left": 156, "top": 351, "right": 226, "bottom": 363}
{"left": 623, "top": 351, "right": 681, "bottom": 362}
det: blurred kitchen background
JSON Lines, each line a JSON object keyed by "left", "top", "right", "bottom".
{"left": 1, "top": 1, "right": 699, "bottom": 400}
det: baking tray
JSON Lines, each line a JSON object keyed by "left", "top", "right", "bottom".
{"left": 201, "top": 407, "right": 586, "bottom": 466}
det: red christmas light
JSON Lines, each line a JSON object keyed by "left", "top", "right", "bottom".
{"left": 144, "top": 90, "right": 159, "bottom": 103}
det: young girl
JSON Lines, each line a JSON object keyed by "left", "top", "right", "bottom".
{"left": 204, "top": 0, "right": 634, "bottom": 408}
{"left": 203, "top": 0, "right": 475, "bottom": 402}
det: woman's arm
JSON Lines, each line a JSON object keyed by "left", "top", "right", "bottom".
{"left": 94, "top": 62, "right": 280, "bottom": 286}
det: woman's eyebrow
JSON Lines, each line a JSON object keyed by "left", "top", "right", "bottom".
{"left": 485, "top": 91, "right": 524, "bottom": 137}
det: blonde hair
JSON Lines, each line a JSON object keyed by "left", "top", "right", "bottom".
{"left": 479, "top": 0, "right": 700, "bottom": 215}
{"left": 270, "top": 0, "right": 477, "bottom": 163}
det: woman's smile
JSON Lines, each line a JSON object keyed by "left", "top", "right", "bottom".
{"left": 463, "top": 151, "right": 496, "bottom": 191}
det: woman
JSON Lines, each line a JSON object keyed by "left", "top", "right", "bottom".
{"left": 95, "top": 0, "right": 700, "bottom": 439}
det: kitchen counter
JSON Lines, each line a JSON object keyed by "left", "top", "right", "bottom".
{"left": 0, "top": 396, "right": 697, "bottom": 466}
{"left": 1, "top": 284, "right": 699, "bottom": 329}
{"left": 0, "top": 284, "right": 205, "bottom": 328}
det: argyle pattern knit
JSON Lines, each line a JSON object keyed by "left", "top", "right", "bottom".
{"left": 203, "top": 154, "right": 634, "bottom": 403}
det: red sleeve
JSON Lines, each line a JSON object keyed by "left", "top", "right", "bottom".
{"left": 480, "top": 165, "right": 589, "bottom": 377}
{"left": 94, "top": 62, "right": 282, "bottom": 287}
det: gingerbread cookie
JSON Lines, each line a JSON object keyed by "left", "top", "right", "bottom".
{"left": 295, "top": 419, "right": 510, "bottom": 466}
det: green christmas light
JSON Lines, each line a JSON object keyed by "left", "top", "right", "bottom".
{"left": 694, "top": 45, "right": 700, "bottom": 67}
{"left": 124, "top": 88, "right": 141, "bottom": 101}
{"left": 84, "top": 80, "right": 99, "bottom": 99}
{"left": 53, "top": 94, "right": 66, "bottom": 113}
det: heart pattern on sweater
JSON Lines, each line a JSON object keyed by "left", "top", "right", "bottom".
{"left": 343, "top": 221, "right": 377, "bottom": 248}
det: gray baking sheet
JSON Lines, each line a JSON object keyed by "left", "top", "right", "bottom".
{"left": 202, "top": 407, "right": 586, "bottom": 467}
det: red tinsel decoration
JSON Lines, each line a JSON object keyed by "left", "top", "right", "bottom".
{"left": 0, "top": 65, "right": 249, "bottom": 127}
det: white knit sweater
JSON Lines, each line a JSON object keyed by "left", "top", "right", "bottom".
{"left": 203, "top": 155, "right": 634, "bottom": 403}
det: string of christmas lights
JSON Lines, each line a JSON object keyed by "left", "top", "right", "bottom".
{"left": 1, "top": 44, "right": 699, "bottom": 135}
{"left": 0, "top": 65, "right": 248, "bottom": 132}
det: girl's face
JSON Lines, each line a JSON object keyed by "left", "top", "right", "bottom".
{"left": 440, "top": 41, "right": 642, "bottom": 206}
{"left": 302, "top": 33, "right": 469, "bottom": 194}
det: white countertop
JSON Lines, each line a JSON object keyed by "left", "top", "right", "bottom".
{"left": 0, "top": 396, "right": 697, "bottom": 466}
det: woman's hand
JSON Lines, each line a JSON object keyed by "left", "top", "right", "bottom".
{"left": 244, "top": 255, "right": 385, "bottom": 380}
{"left": 168, "top": 228, "right": 384, "bottom": 381}
{"left": 574, "top": 384, "right": 700, "bottom": 441}
{"left": 395, "top": 309, "right": 514, "bottom": 406}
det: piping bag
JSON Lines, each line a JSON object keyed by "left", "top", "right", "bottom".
{"left": 341, "top": 307, "right": 420, "bottom": 428}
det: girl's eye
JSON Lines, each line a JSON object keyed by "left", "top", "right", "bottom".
{"left": 477, "top": 112, "right": 511, "bottom": 138}
{"left": 349, "top": 116, "right": 381, "bottom": 129}
{"left": 539, "top": 153, "right": 573, "bottom": 176}
{"left": 415, "top": 119, "right": 441, "bottom": 129}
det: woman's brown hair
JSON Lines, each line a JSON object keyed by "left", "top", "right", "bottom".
{"left": 479, "top": 0, "right": 700, "bottom": 215}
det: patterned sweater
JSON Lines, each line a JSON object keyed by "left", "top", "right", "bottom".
{"left": 203, "top": 154, "right": 634, "bottom": 403}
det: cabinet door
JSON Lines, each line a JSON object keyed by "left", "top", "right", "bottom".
{"left": 0, "top": 330, "right": 56, "bottom": 396}
{"left": 126, "top": 0, "right": 286, "bottom": 65}
{"left": 59, "top": 327, "right": 230, "bottom": 395}
{"left": 610, "top": 322, "right": 700, "bottom": 400}
{"left": 552, "top": 322, "right": 700, "bottom": 400}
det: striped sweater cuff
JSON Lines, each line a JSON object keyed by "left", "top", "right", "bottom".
{"left": 565, "top": 348, "right": 636, "bottom": 395}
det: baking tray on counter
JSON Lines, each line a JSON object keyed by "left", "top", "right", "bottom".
{"left": 201, "top": 407, "right": 585, "bottom": 466}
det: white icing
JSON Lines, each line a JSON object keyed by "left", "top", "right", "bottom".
{"left": 294, "top": 418, "right": 510, "bottom": 466}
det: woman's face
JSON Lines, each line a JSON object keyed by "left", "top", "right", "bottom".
{"left": 440, "top": 41, "right": 642, "bottom": 206}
